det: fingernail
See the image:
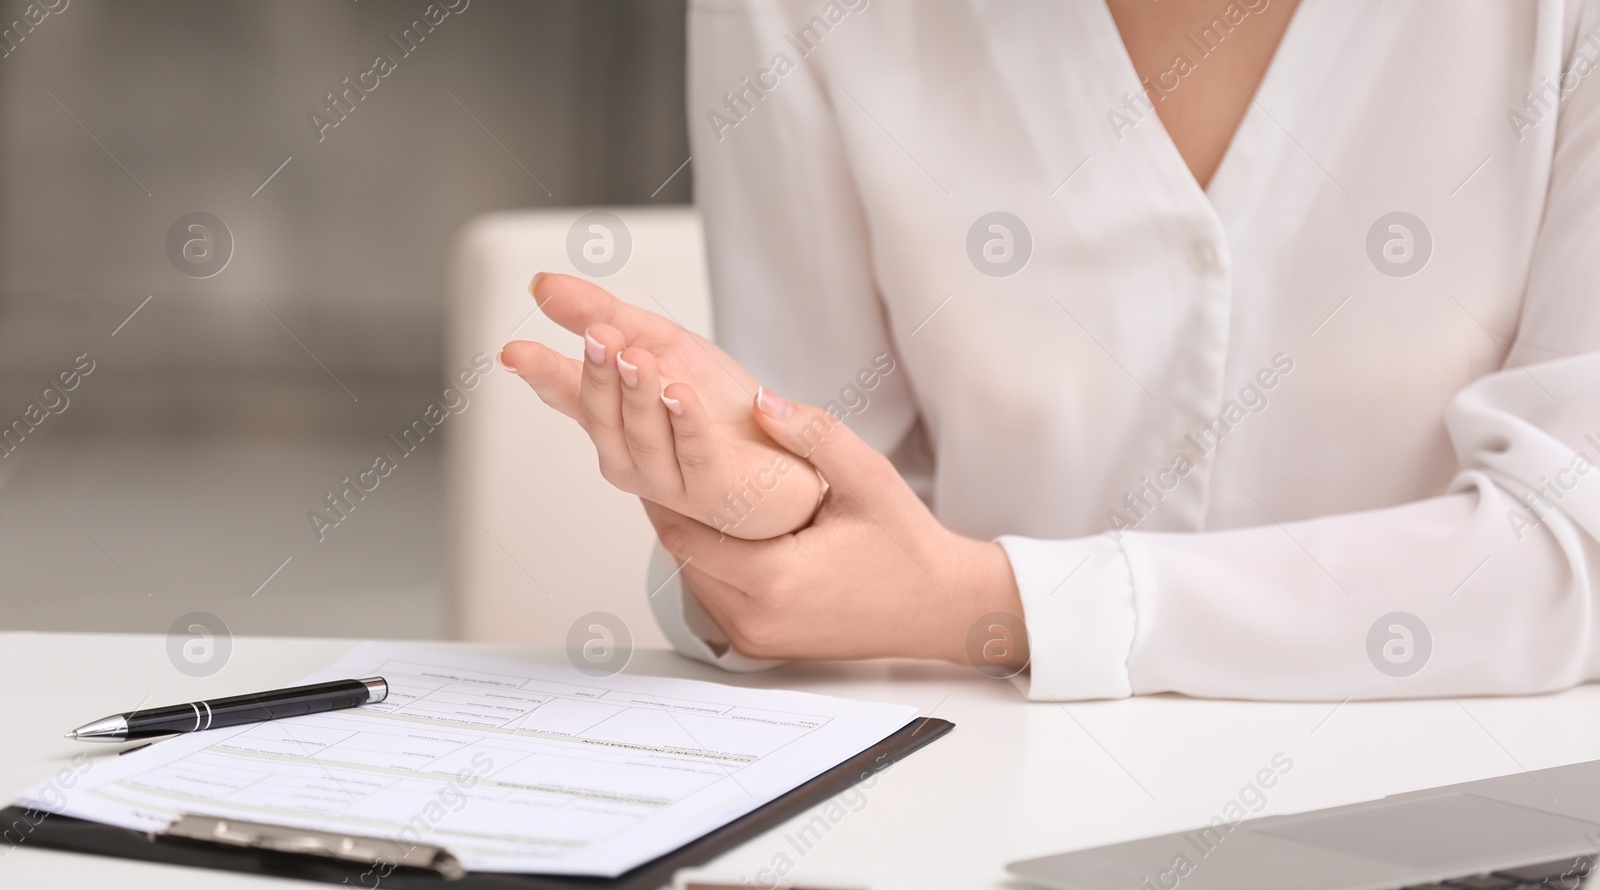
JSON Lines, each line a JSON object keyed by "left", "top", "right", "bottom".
{"left": 616, "top": 355, "right": 640, "bottom": 388}
{"left": 529, "top": 271, "right": 547, "bottom": 295}
{"left": 584, "top": 328, "right": 606, "bottom": 365}
{"left": 661, "top": 391, "right": 685, "bottom": 417}
{"left": 755, "top": 386, "right": 792, "bottom": 420}
{"left": 497, "top": 351, "right": 518, "bottom": 373}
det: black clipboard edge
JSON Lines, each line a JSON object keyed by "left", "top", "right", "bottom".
{"left": 2, "top": 716, "right": 954, "bottom": 889}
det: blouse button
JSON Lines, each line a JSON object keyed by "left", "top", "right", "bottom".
{"left": 1187, "top": 239, "right": 1218, "bottom": 273}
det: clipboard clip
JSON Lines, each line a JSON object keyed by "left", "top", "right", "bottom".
{"left": 154, "top": 814, "right": 466, "bottom": 880}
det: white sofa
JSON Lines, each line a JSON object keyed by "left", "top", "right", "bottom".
{"left": 444, "top": 207, "right": 712, "bottom": 647}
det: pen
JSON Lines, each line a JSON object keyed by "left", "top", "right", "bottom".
{"left": 65, "top": 677, "right": 388, "bottom": 742}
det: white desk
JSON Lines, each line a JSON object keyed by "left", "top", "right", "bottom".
{"left": 4, "top": 632, "right": 1600, "bottom": 889}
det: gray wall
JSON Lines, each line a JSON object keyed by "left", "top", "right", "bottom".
{"left": 0, "top": 1, "right": 690, "bottom": 640}
{"left": 0, "top": 0, "right": 689, "bottom": 418}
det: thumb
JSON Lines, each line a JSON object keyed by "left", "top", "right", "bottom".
{"left": 751, "top": 386, "right": 898, "bottom": 497}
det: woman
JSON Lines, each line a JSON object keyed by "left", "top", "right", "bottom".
{"left": 500, "top": 0, "right": 1600, "bottom": 701}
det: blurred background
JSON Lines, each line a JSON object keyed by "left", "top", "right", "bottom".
{"left": 0, "top": 0, "right": 691, "bottom": 640}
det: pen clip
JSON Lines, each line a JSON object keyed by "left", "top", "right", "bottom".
{"left": 155, "top": 814, "right": 465, "bottom": 879}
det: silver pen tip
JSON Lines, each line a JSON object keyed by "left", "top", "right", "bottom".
{"left": 65, "top": 730, "right": 77, "bottom": 740}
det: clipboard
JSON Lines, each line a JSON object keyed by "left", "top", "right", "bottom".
{"left": 2, "top": 716, "right": 953, "bottom": 888}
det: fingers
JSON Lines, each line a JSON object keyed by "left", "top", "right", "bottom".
{"left": 643, "top": 500, "right": 768, "bottom": 592}
{"left": 659, "top": 382, "right": 725, "bottom": 499}
{"left": 533, "top": 272, "right": 676, "bottom": 343}
{"left": 617, "top": 347, "right": 681, "bottom": 495}
{"left": 513, "top": 313, "right": 713, "bottom": 509}
{"left": 679, "top": 563, "right": 756, "bottom": 653}
{"left": 500, "top": 340, "right": 581, "bottom": 420}
{"left": 579, "top": 323, "right": 633, "bottom": 482}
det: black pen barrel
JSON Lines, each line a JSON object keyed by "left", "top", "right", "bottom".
{"left": 123, "top": 679, "right": 381, "bottom": 737}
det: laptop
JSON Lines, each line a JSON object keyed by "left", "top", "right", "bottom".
{"left": 1008, "top": 758, "right": 1600, "bottom": 889}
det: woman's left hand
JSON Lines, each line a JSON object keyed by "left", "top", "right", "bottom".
{"left": 644, "top": 388, "right": 1028, "bottom": 666}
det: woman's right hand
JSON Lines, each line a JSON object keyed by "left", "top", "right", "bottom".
{"left": 500, "top": 273, "right": 824, "bottom": 540}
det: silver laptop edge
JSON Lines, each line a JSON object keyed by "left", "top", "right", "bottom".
{"left": 1008, "top": 758, "right": 1600, "bottom": 890}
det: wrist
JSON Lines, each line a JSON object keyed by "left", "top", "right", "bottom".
{"left": 756, "top": 462, "right": 825, "bottom": 540}
{"left": 932, "top": 536, "right": 1026, "bottom": 668}
{"left": 715, "top": 453, "right": 825, "bottom": 540}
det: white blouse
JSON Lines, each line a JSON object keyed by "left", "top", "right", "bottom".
{"left": 648, "top": 0, "right": 1600, "bottom": 701}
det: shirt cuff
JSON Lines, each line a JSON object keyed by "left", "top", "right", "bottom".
{"left": 645, "top": 542, "right": 785, "bottom": 673}
{"left": 997, "top": 533, "right": 1138, "bottom": 700}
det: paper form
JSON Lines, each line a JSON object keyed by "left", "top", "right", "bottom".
{"left": 14, "top": 643, "right": 918, "bottom": 876}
